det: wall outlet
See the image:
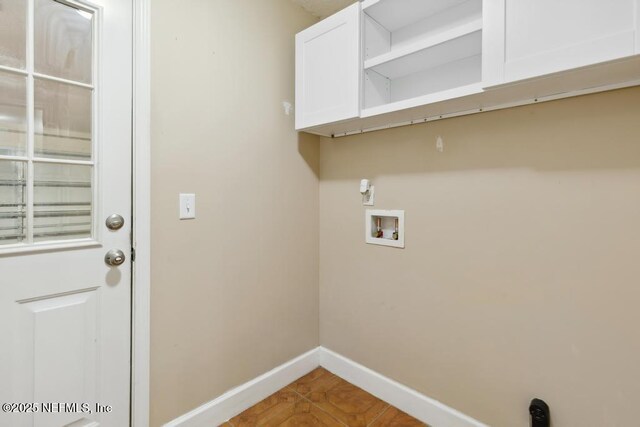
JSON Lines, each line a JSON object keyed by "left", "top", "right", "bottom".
{"left": 179, "top": 193, "right": 196, "bottom": 219}
{"left": 363, "top": 185, "right": 375, "bottom": 206}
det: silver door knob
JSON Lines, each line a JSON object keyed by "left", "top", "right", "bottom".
{"left": 105, "top": 249, "right": 126, "bottom": 266}
{"left": 106, "top": 214, "right": 125, "bottom": 230}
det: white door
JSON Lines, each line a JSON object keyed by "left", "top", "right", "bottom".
{"left": 0, "top": 0, "right": 132, "bottom": 426}
{"left": 295, "top": 2, "right": 361, "bottom": 130}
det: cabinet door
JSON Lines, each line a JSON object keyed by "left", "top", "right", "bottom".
{"left": 295, "top": 3, "right": 361, "bottom": 130}
{"left": 484, "top": 0, "right": 640, "bottom": 85}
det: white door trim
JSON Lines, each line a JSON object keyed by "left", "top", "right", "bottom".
{"left": 132, "top": 0, "right": 151, "bottom": 425}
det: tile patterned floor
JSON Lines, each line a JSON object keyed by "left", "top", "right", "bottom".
{"left": 220, "top": 367, "right": 428, "bottom": 427}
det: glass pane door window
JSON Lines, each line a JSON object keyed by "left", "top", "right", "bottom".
{"left": 0, "top": 0, "right": 97, "bottom": 249}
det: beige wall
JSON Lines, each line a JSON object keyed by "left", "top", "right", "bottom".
{"left": 150, "top": 1, "right": 319, "bottom": 425}
{"left": 150, "top": 3, "right": 640, "bottom": 424}
{"left": 319, "top": 87, "right": 640, "bottom": 427}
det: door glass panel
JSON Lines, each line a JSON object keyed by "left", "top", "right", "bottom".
{"left": 0, "top": 0, "right": 27, "bottom": 69}
{"left": 0, "top": 0, "right": 97, "bottom": 249}
{"left": 33, "top": 163, "right": 92, "bottom": 242}
{"left": 34, "top": 0, "right": 93, "bottom": 84}
{"left": 0, "top": 71, "right": 27, "bottom": 156}
{"left": 0, "top": 160, "right": 27, "bottom": 244}
{"left": 34, "top": 78, "right": 92, "bottom": 160}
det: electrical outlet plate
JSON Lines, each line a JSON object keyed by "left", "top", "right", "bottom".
{"left": 365, "top": 209, "right": 404, "bottom": 248}
{"left": 363, "top": 185, "right": 375, "bottom": 206}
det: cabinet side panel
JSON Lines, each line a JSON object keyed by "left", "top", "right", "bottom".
{"left": 482, "top": 0, "right": 505, "bottom": 86}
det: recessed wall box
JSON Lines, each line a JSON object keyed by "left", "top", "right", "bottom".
{"left": 365, "top": 209, "right": 404, "bottom": 248}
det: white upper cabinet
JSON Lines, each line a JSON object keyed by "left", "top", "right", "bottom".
{"left": 295, "top": 0, "right": 640, "bottom": 136}
{"left": 295, "top": 3, "right": 361, "bottom": 130}
{"left": 485, "top": 0, "right": 640, "bottom": 85}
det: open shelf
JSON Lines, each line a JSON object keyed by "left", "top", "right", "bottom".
{"left": 363, "top": 33, "right": 483, "bottom": 110}
{"left": 361, "top": 81, "right": 484, "bottom": 118}
{"left": 364, "top": 18, "right": 482, "bottom": 71}
{"left": 367, "top": 29, "right": 481, "bottom": 80}
{"left": 363, "top": 0, "right": 482, "bottom": 60}
{"left": 363, "top": 0, "right": 474, "bottom": 33}
{"left": 362, "top": 0, "right": 484, "bottom": 112}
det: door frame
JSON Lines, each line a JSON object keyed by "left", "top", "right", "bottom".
{"left": 132, "top": 0, "right": 151, "bottom": 425}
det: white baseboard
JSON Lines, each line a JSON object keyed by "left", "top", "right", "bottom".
{"left": 163, "top": 348, "right": 320, "bottom": 426}
{"left": 164, "top": 346, "right": 488, "bottom": 427}
{"left": 318, "top": 347, "right": 489, "bottom": 427}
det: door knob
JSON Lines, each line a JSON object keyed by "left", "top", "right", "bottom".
{"left": 105, "top": 249, "right": 126, "bottom": 266}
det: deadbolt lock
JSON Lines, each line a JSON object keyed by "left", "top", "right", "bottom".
{"left": 106, "top": 214, "right": 125, "bottom": 231}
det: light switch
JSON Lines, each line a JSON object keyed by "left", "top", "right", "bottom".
{"left": 179, "top": 193, "right": 196, "bottom": 219}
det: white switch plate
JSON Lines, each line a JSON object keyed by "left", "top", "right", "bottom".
{"left": 179, "top": 193, "right": 196, "bottom": 219}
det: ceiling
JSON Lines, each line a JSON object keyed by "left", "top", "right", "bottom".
{"left": 292, "top": 0, "right": 357, "bottom": 18}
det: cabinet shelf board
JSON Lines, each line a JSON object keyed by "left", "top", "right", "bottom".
{"left": 364, "top": 18, "right": 483, "bottom": 71}
{"left": 362, "top": 82, "right": 484, "bottom": 117}
{"left": 367, "top": 29, "right": 482, "bottom": 80}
